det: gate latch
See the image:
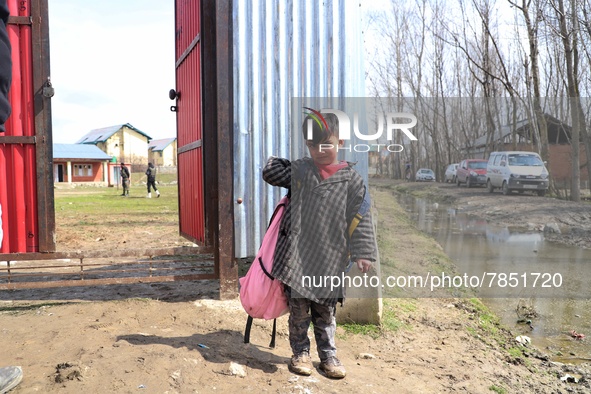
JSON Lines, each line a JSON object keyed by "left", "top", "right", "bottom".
{"left": 42, "top": 77, "right": 55, "bottom": 98}
{"left": 169, "top": 88, "right": 179, "bottom": 112}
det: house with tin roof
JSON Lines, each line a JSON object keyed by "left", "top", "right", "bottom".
{"left": 76, "top": 123, "right": 152, "bottom": 167}
{"left": 148, "top": 138, "right": 177, "bottom": 167}
{"left": 461, "top": 114, "right": 587, "bottom": 185}
{"left": 53, "top": 143, "right": 113, "bottom": 184}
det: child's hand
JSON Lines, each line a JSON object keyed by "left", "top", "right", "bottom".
{"left": 356, "top": 259, "right": 373, "bottom": 273}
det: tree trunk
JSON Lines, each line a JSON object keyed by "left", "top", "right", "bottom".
{"left": 556, "top": 0, "right": 580, "bottom": 201}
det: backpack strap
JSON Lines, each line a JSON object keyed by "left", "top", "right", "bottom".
{"left": 258, "top": 256, "right": 275, "bottom": 280}
{"left": 270, "top": 319, "right": 277, "bottom": 348}
{"left": 345, "top": 187, "right": 371, "bottom": 273}
{"left": 244, "top": 315, "right": 253, "bottom": 344}
{"left": 348, "top": 188, "right": 371, "bottom": 237}
{"left": 244, "top": 315, "right": 278, "bottom": 349}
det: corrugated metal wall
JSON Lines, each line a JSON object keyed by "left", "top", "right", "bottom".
{"left": 0, "top": 0, "right": 38, "bottom": 253}
{"left": 233, "top": 0, "right": 368, "bottom": 258}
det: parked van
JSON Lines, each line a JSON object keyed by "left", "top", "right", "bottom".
{"left": 486, "top": 151, "right": 549, "bottom": 196}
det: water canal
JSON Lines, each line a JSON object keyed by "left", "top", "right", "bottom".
{"left": 396, "top": 193, "right": 591, "bottom": 363}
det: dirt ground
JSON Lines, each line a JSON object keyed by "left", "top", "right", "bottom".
{"left": 2, "top": 179, "right": 591, "bottom": 393}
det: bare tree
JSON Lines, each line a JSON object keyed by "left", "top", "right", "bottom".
{"left": 508, "top": 0, "right": 550, "bottom": 167}
{"left": 551, "top": 0, "right": 583, "bottom": 201}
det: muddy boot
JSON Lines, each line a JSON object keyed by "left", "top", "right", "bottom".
{"left": 288, "top": 352, "right": 313, "bottom": 376}
{"left": 319, "top": 356, "right": 346, "bottom": 379}
{"left": 0, "top": 366, "right": 23, "bottom": 393}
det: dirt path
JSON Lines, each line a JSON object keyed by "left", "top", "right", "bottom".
{"left": 1, "top": 180, "right": 590, "bottom": 393}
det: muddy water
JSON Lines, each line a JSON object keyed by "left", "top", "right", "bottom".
{"left": 397, "top": 194, "right": 591, "bottom": 363}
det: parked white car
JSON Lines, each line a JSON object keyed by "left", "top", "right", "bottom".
{"left": 415, "top": 168, "right": 436, "bottom": 182}
{"left": 444, "top": 163, "right": 459, "bottom": 183}
{"left": 486, "top": 151, "right": 549, "bottom": 196}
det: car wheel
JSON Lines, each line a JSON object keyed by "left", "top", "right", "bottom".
{"left": 537, "top": 190, "right": 546, "bottom": 197}
{"left": 502, "top": 181, "right": 510, "bottom": 195}
{"left": 487, "top": 180, "right": 494, "bottom": 193}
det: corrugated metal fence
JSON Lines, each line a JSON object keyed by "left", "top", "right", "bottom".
{"left": 233, "top": 0, "right": 368, "bottom": 258}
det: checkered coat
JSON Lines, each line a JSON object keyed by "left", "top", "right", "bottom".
{"left": 262, "top": 157, "right": 377, "bottom": 305}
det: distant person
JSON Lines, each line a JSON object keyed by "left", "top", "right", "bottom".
{"left": 405, "top": 161, "right": 411, "bottom": 181}
{"left": 145, "top": 162, "right": 160, "bottom": 198}
{"left": 0, "top": 2, "right": 23, "bottom": 393}
{"left": 120, "top": 162, "right": 130, "bottom": 196}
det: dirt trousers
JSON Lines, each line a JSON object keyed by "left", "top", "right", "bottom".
{"left": 288, "top": 297, "right": 337, "bottom": 361}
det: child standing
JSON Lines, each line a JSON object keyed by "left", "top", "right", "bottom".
{"left": 263, "top": 112, "right": 376, "bottom": 379}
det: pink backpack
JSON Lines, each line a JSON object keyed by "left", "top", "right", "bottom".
{"left": 240, "top": 196, "right": 289, "bottom": 347}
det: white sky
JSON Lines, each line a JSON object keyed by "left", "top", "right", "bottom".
{"left": 48, "top": 0, "right": 176, "bottom": 143}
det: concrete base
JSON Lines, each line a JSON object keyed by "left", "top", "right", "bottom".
{"left": 336, "top": 208, "right": 382, "bottom": 325}
{"left": 336, "top": 266, "right": 383, "bottom": 325}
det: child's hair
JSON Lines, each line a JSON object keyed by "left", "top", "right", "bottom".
{"left": 301, "top": 110, "right": 338, "bottom": 145}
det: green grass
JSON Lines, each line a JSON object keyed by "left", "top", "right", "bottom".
{"left": 461, "top": 298, "right": 502, "bottom": 341}
{"left": 507, "top": 346, "right": 524, "bottom": 359}
{"left": 458, "top": 298, "right": 529, "bottom": 364}
{"left": 339, "top": 299, "right": 410, "bottom": 339}
{"left": 488, "top": 385, "right": 507, "bottom": 394}
{"left": 55, "top": 184, "right": 179, "bottom": 217}
{"left": 340, "top": 322, "right": 381, "bottom": 338}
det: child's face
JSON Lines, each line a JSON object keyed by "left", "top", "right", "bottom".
{"left": 306, "top": 135, "right": 343, "bottom": 165}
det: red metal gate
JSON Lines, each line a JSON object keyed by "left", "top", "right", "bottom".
{"left": 173, "top": 0, "right": 205, "bottom": 244}
{"left": 0, "top": 0, "right": 54, "bottom": 254}
{"left": 0, "top": 0, "right": 238, "bottom": 296}
{"left": 173, "top": 0, "right": 237, "bottom": 298}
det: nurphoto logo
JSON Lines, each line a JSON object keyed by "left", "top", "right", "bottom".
{"left": 304, "top": 107, "right": 418, "bottom": 153}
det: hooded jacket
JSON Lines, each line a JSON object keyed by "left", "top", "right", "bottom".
{"left": 145, "top": 163, "right": 156, "bottom": 182}
{"left": 262, "top": 156, "right": 377, "bottom": 305}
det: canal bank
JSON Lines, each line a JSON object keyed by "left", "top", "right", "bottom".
{"left": 369, "top": 178, "right": 591, "bottom": 392}
{"left": 390, "top": 180, "right": 591, "bottom": 361}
